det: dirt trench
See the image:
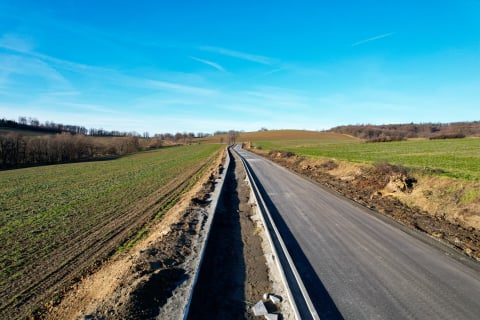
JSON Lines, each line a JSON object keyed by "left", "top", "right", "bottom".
{"left": 187, "top": 150, "right": 276, "bottom": 319}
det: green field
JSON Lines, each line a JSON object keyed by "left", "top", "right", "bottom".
{"left": 254, "top": 137, "right": 480, "bottom": 181}
{"left": 0, "top": 143, "right": 221, "bottom": 315}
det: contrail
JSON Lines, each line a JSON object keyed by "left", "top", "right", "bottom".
{"left": 352, "top": 32, "right": 395, "bottom": 46}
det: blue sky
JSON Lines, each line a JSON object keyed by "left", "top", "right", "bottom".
{"left": 0, "top": 1, "right": 479, "bottom": 134}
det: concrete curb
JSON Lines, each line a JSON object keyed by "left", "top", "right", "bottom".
{"left": 181, "top": 148, "right": 231, "bottom": 319}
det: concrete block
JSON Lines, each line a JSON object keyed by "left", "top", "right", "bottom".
{"left": 252, "top": 300, "right": 268, "bottom": 316}
{"left": 264, "top": 314, "right": 278, "bottom": 320}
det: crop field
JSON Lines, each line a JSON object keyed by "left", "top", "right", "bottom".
{"left": 238, "top": 130, "right": 353, "bottom": 142}
{"left": 196, "top": 129, "right": 352, "bottom": 144}
{"left": 0, "top": 144, "right": 221, "bottom": 318}
{"left": 252, "top": 136, "right": 480, "bottom": 181}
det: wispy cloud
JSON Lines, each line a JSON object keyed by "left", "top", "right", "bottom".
{"left": 143, "top": 79, "right": 218, "bottom": 96}
{"left": 352, "top": 32, "right": 395, "bottom": 46}
{"left": 190, "top": 56, "right": 225, "bottom": 72}
{"left": 199, "top": 46, "right": 276, "bottom": 65}
{"left": 243, "top": 87, "right": 311, "bottom": 110}
{"left": 61, "top": 102, "right": 118, "bottom": 114}
{"left": 41, "top": 91, "right": 80, "bottom": 97}
{"left": 260, "top": 68, "right": 284, "bottom": 77}
{"left": 0, "top": 33, "right": 104, "bottom": 75}
{"left": 0, "top": 33, "right": 33, "bottom": 52}
{"left": 1, "top": 33, "right": 218, "bottom": 99}
{"left": 0, "top": 51, "right": 73, "bottom": 93}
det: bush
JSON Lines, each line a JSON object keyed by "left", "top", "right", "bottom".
{"left": 373, "top": 161, "right": 408, "bottom": 177}
{"left": 429, "top": 133, "right": 466, "bottom": 140}
{"left": 268, "top": 150, "right": 296, "bottom": 158}
{"left": 320, "top": 159, "right": 338, "bottom": 170}
{"left": 366, "top": 136, "right": 406, "bottom": 143}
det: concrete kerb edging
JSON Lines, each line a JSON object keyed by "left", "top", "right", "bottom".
{"left": 233, "top": 145, "right": 320, "bottom": 320}
{"left": 181, "top": 148, "right": 231, "bottom": 319}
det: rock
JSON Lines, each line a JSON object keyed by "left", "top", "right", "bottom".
{"left": 432, "top": 231, "right": 443, "bottom": 239}
{"left": 385, "top": 174, "right": 415, "bottom": 193}
{"left": 252, "top": 300, "right": 268, "bottom": 316}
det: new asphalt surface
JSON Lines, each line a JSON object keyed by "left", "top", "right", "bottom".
{"left": 234, "top": 145, "right": 480, "bottom": 320}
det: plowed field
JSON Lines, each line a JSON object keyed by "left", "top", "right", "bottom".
{"left": 0, "top": 144, "right": 221, "bottom": 319}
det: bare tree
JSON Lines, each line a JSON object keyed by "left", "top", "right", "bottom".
{"left": 227, "top": 130, "right": 239, "bottom": 145}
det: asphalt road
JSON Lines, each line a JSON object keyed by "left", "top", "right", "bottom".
{"left": 234, "top": 145, "right": 480, "bottom": 320}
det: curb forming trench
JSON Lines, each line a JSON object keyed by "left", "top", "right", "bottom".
{"left": 187, "top": 147, "right": 282, "bottom": 319}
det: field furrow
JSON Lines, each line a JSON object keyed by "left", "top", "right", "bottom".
{"left": 0, "top": 144, "right": 221, "bottom": 319}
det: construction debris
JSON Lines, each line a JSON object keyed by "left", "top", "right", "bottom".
{"left": 270, "top": 294, "right": 281, "bottom": 304}
{"left": 252, "top": 300, "right": 268, "bottom": 316}
{"left": 253, "top": 293, "right": 283, "bottom": 318}
{"left": 264, "top": 313, "right": 278, "bottom": 320}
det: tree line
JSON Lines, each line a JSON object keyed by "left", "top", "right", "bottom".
{"left": 2, "top": 117, "right": 216, "bottom": 140}
{"left": 0, "top": 130, "right": 224, "bottom": 169}
{"left": 6, "top": 117, "right": 89, "bottom": 135}
{"left": 331, "top": 121, "right": 480, "bottom": 142}
{"left": 0, "top": 132, "right": 147, "bottom": 168}
{"left": 0, "top": 116, "right": 225, "bottom": 169}
{"left": 3, "top": 117, "right": 144, "bottom": 137}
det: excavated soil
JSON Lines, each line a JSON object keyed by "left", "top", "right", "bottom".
{"left": 254, "top": 149, "right": 480, "bottom": 261}
{"left": 187, "top": 150, "right": 275, "bottom": 319}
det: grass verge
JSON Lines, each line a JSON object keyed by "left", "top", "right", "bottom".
{"left": 253, "top": 137, "right": 480, "bottom": 181}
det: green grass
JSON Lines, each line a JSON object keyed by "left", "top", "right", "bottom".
{"left": 254, "top": 138, "right": 480, "bottom": 181}
{"left": 0, "top": 144, "right": 221, "bottom": 286}
{"left": 460, "top": 189, "right": 480, "bottom": 203}
{"left": 118, "top": 228, "right": 149, "bottom": 254}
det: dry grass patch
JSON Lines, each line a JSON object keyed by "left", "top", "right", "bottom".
{"left": 393, "top": 176, "right": 480, "bottom": 230}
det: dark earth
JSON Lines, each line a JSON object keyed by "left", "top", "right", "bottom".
{"left": 188, "top": 149, "right": 273, "bottom": 319}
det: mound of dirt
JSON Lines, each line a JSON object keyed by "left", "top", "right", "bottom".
{"left": 89, "top": 204, "right": 208, "bottom": 319}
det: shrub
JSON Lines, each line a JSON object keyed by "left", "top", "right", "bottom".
{"left": 429, "top": 133, "right": 466, "bottom": 140}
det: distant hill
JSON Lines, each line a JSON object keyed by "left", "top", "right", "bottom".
{"left": 197, "top": 130, "right": 355, "bottom": 144}
{"left": 330, "top": 121, "right": 480, "bottom": 142}
{"left": 238, "top": 130, "right": 353, "bottom": 141}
